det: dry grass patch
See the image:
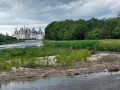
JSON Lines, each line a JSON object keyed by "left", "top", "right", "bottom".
{"left": 98, "top": 55, "right": 119, "bottom": 62}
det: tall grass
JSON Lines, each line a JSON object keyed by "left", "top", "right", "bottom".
{"left": 0, "top": 59, "right": 11, "bottom": 71}
{"left": 97, "top": 39, "right": 120, "bottom": 51}
{"left": 0, "top": 46, "right": 71, "bottom": 59}
{"left": 43, "top": 40, "right": 99, "bottom": 49}
{"left": 43, "top": 39, "right": 120, "bottom": 51}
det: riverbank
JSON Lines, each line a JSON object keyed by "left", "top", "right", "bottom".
{"left": 0, "top": 53, "right": 120, "bottom": 82}
{"left": 0, "top": 40, "right": 120, "bottom": 82}
{"left": 0, "top": 41, "right": 20, "bottom": 45}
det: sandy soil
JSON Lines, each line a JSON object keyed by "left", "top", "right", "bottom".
{"left": 0, "top": 53, "right": 120, "bottom": 82}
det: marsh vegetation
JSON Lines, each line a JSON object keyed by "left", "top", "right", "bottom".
{"left": 0, "top": 39, "right": 120, "bottom": 72}
{"left": 0, "top": 45, "right": 92, "bottom": 71}
{"left": 43, "top": 39, "right": 120, "bottom": 51}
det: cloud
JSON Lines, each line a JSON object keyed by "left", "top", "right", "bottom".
{"left": 0, "top": 0, "right": 120, "bottom": 35}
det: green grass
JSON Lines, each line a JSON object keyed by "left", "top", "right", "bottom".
{"left": 0, "top": 46, "right": 72, "bottom": 59}
{"left": 0, "top": 46, "right": 92, "bottom": 71}
{"left": 43, "top": 39, "right": 120, "bottom": 51}
{"left": 1, "top": 39, "right": 120, "bottom": 71}
{"left": 43, "top": 40, "right": 99, "bottom": 49}
{"left": 98, "top": 39, "right": 120, "bottom": 51}
{"left": 0, "top": 46, "right": 73, "bottom": 71}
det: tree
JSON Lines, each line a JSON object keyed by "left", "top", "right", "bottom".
{"left": 112, "top": 26, "right": 120, "bottom": 39}
{"left": 85, "top": 28, "right": 106, "bottom": 39}
{"left": 86, "top": 18, "right": 98, "bottom": 31}
{"left": 57, "top": 28, "right": 66, "bottom": 40}
{"left": 44, "top": 15, "right": 120, "bottom": 40}
{"left": 72, "top": 24, "right": 87, "bottom": 40}
{"left": 64, "top": 30, "right": 73, "bottom": 40}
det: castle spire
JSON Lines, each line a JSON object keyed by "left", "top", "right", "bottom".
{"left": 39, "top": 27, "right": 41, "bottom": 31}
{"left": 6, "top": 32, "right": 8, "bottom": 36}
{"left": 32, "top": 27, "right": 35, "bottom": 31}
{"left": 24, "top": 26, "right": 25, "bottom": 30}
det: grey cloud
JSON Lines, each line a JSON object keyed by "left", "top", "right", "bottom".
{"left": 0, "top": 0, "right": 12, "bottom": 11}
{"left": 0, "top": 0, "right": 120, "bottom": 35}
{"left": 0, "top": 0, "right": 119, "bottom": 25}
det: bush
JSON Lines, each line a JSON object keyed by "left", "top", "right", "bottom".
{"left": 0, "top": 59, "right": 11, "bottom": 71}
{"left": 56, "top": 48, "right": 91, "bottom": 67}
{"left": 11, "top": 58, "right": 20, "bottom": 69}
{"left": 26, "top": 57, "right": 37, "bottom": 68}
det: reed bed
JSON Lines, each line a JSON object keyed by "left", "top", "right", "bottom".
{"left": 43, "top": 39, "right": 120, "bottom": 51}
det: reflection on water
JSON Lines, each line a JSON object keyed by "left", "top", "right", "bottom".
{"left": 0, "top": 71, "right": 120, "bottom": 90}
{"left": 0, "top": 40, "right": 43, "bottom": 49}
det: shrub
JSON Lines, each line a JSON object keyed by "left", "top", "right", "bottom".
{"left": 11, "top": 58, "right": 20, "bottom": 69}
{"left": 26, "top": 57, "right": 37, "bottom": 68}
{"left": 56, "top": 48, "right": 91, "bottom": 67}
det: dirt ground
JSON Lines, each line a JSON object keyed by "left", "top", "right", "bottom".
{"left": 0, "top": 53, "right": 120, "bottom": 82}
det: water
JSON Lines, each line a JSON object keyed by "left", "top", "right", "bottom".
{"left": 96, "top": 51, "right": 120, "bottom": 54}
{"left": 0, "top": 40, "right": 43, "bottom": 49}
{"left": 0, "top": 71, "right": 120, "bottom": 90}
{"left": 0, "top": 42, "right": 120, "bottom": 89}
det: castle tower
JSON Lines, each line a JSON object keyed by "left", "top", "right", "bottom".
{"left": 6, "top": 32, "right": 8, "bottom": 36}
{"left": 21, "top": 27, "right": 23, "bottom": 30}
{"left": 39, "top": 27, "right": 41, "bottom": 34}
{"left": 14, "top": 28, "right": 18, "bottom": 35}
{"left": 39, "top": 27, "right": 41, "bottom": 31}
{"left": 32, "top": 27, "right": 35, "bottom": 31}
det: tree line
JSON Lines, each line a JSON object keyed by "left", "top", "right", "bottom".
{"left": 45, "top": 17, "right": 120, "bottom": 40}
{"left": 0, "top": 34, "right": 18, "bottom": 43}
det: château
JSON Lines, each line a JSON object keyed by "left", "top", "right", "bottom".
{"left": 12, "top": 26, "right": 44, "bottom": 40}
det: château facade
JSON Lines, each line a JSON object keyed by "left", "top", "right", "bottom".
{"left": 12, "top": 26, "right": 44, "bottom": 40}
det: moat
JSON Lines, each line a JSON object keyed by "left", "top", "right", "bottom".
{"left": 0, "top": 40, "right": 43, "bottom": 49}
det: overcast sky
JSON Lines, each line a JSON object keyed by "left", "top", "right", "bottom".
{"left": 0, "top": 0, "right": 120, "bottom": 35}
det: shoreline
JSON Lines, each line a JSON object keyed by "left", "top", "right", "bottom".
{"left": 0, "top": 53, "right": 120, "bottom": 82}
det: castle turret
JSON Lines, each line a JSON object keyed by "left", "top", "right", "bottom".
{"left": 21, "top": 27, "right": 23, "bottom": 30}
{"left": 39, "top": 27, "right": 41, "bottom": 30}
{"left": 32, "top": 27, "right": 35, "bottom": 31}
{"left": 15, "top": 28, "right": 17, "bottom": 31}
{"left": 39, "top": 27, "right": 42, "bottom": 34}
